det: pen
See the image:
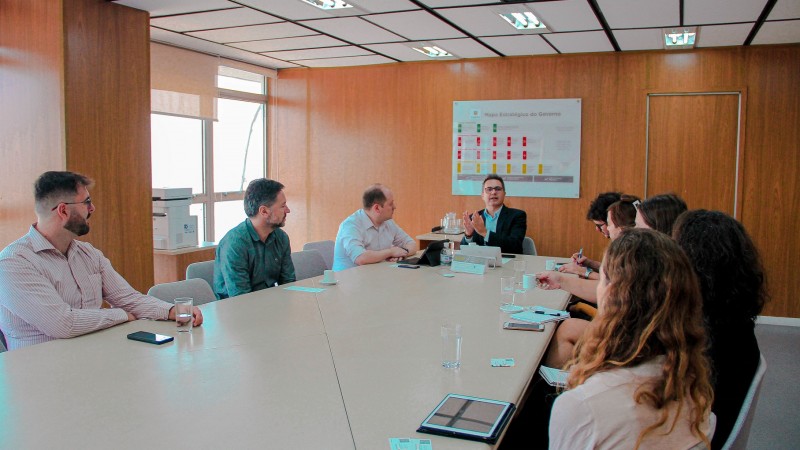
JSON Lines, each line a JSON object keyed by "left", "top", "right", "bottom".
{"left": 534, "top": 310, "right": 564, "bottom": 316}
{"left": 577, "top": 247, "right": 583, "bottom": 259}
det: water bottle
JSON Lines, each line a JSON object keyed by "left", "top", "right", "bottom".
{"left": 440, "top": 240, "right": 453, "bottom": 266}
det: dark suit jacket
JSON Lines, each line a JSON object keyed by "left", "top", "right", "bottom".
{"left": 461, "top": 206, "right": 527, "bottom": 254}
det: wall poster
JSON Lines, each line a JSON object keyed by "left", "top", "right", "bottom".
{"left": 453, "top": 99, "right": 581, "bottom": 198}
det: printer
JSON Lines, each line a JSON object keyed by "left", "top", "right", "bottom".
{"left": 152, "top": 187, "right": 199, "bottom": 250}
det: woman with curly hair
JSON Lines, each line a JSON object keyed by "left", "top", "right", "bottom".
{"left": 549, "top": 229, "right": 715, "bottom": 449}
{"left": 673, "top": 210, "right": 767, "bottom": 449}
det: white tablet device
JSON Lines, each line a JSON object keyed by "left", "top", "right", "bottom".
{"left": 416, "top": 393, "right": 515, "bottom": 444}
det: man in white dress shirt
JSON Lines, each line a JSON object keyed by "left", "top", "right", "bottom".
{"left": 332, "top": 184, "right": 417, "bottom": 271}
{"left": 0, "top": 171, "right": 203, "bottom": 350}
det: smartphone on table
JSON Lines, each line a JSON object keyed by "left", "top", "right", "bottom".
{"left": 127, "top": 331, "right": 174, "bottom": 345}
{"left": 503, "top": 322, "right": 545, "bottom": 332}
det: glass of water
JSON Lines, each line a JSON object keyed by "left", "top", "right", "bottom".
{"left": 500, "top": 276, "right": 522, "bottom": 312}
{"left": 174, "top": 297, "right": 193, "bottom": 332}
{"left": 441, "top": 323, "right": 462, "bottom": 369}
{"left": 513, "top": 260, "right": 527, "bottom": 288}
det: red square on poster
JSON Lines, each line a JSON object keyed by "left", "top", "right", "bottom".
{"left": 492, "top": 151, "right": 497, "bottom": 160}
{"left": 523, "top": 151, "right": 527, "bottom": 160}
{"left": 458, "top": 150, "right": 462, "bottom": 159}
{"left": 458, "top": 137, "right": 462, "bottom": 146}
{"left": 493, "top": 137, "right": 497, "bottom": 146}
{"left": 523, "top": 137, "right": 527, "bottom": 146}
{"left": 507, "top": 137, "right": 512, "bottom": 146}
{"left": 477, "top": 136, "right": 481, "bottom": 146}
{"left": 507, "top": 151, "right": 512, "bottom": 160}
{"left": 477, "top": 150, "right": 481, "bottom": 159}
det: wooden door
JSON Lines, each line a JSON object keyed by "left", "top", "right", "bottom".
{"left": 646, "top": 93, "right": 741, "bottom": 216}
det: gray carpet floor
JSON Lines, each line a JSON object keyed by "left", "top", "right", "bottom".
{"left": 748, "top": 323, "right": 800, "bottom": 449}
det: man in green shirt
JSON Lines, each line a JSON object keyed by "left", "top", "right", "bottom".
{"left": 214, "top": 179, "right": 296, "bottom": 299}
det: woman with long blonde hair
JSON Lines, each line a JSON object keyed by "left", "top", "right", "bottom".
{"left": 549, "top": 228, "right": 715, "bottom": 449}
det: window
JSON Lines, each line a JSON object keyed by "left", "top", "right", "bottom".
{"left": 150, "top": 67, "right": 268, "bottom": 242}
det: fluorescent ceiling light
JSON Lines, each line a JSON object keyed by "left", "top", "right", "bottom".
{"left": 499, "top": 11, "right": 546, "bottom": 31}
{"left": 300, "top": 0, "right": 353, "bottom": 10}
{"left": 664, "top": 27, "right": 697, "bottom": 49}
{"left": 412, "top": 45, "right": 452, "bottom": 58}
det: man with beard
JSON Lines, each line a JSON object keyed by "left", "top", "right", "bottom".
{"left": 213, "top": 178, "right": 296, "bottom": 299}
{"left": 0, "top": 171, "right": 203, "bottom": 350}
{"left": 461, "top": 174, "right": 527, "bottom": 254}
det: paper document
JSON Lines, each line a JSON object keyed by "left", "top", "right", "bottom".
{"left": 539, "top": 365, "right": 569, "bottom": 387}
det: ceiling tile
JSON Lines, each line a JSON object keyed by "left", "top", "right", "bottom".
{"left": 363, "top": 42, "right": 443, "bottom": 61}
{"left": 363, "top": 10, "right": 465, "bottom": 40}
{"left": 437, "top": 6, "right": 535, "bottom": 38}
{"left": 751, "top": 19, "right": 800, "bottom": 45}
{"left": 429, "top": 38, "right": 497, "bottom": 58}
{"left": 418, "top": 0, "right": 491, "bottom": 6}
{"left": 598, "top": 0, "right": 680, "bottom": 29}
{"left": 295, "top": 55, "right": 394, "bottom": 67}
{"left": 151, "top": 8, "right": 281, "bottom": 32}
{"left": 479, "top": 35, "right": 557, "bottom": 56}
{"left": 187, "top": 22, "right": 317, "bottom": 43}
{"left": 529, "top": 0, "right": 601, "bottom": 32}
{"left": 768, "top": 0, "right": 800, "bottom": 21}
{"left": 545, "top": 31, "right": 614, "bottom": 53}
{"left": 114, "top": 0, "right": 237, "bottom": 17}
{"left": 300, "top": 17, "right": 407, "bottom": 44}
{"left": 230, "top": 35, "right": 348, "bottom": 52}
{"left": 612, "top": 28, "right": 664, "bottom": 51}
{"left": 695, "top": 23, "right": 753, "bottom": 47}
{"left": 236, "top": 0, "right": 349, "bottom": 20}
{"left": 685, "top": 0, "right": 769, "bottom": 25}
{"left": 343, "top": 0, "right": 420, "bottom": 14}
{"left": 150, "top": 27, "right": 300, "bottom": 69}
{"left": 264, "top": 46, "right": 373, "bottom": 60}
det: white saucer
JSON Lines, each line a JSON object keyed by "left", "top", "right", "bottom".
{"left": 319, "top": 280, "right": 338, "bottom": 286}
{"left": 499, "top": 304, "right": 524, "bottom": 313}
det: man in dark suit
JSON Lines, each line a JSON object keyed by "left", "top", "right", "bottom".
{"left": 461, "top": 174, "right": 527, "bottom": 254}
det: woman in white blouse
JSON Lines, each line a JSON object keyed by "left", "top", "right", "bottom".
{"left": 549, "top": 228, "right": 715, "bottom": 449}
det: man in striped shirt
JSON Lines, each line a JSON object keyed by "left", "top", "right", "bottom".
{"left": 0, "top": 171, "right": 203, "bottom": 350}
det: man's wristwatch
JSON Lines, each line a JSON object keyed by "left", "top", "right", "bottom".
{"left": 582, "top": 267, "right": 592, "bottom": 279}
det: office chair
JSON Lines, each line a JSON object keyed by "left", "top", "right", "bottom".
{"left": 522, "top": 236, "right": 537, "bottom": 256}
{"left": 291, "top": 249, "right": 327, "bottom": 281}
{"left": 302, "top": 240, "right": 335, "bottom": 270}
{"left": 0, "top": 328, "right": 6, "bottom": 353}
{"left": 721, "top": 354, "right": 768, "bottom": 450}
{"left": 147, "top": 278, "right": 218, "bottom": 305}
{"left": 186, "top": 260, "right": 215, "bottom": 291}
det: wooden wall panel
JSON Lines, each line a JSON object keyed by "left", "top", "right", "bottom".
{"left": 647, "top": 94, "right": 740, "bottom": 214}
{"left": 63, "top": 0, "right": 153, "bottom": 292}
{"left": 741, "top": 47, "right": 800, "bottom": 318}
{"left": 0, "top": 0, "right": 66, "bottom": 245}
{"left": 275, "top": 45, "right": 800, "bottom": 318}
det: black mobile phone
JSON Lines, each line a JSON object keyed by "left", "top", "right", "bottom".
{"left": 127, "top": 331, "right": 174, "bottom": 345}
{"left": 503, "top": 322, "right": 545, "bottom": 332}
{"left": 502, "top": 254, "right": 516, "bottom": 258}
{"left": 398, "top": 264, "right": 420, "bottom": 269}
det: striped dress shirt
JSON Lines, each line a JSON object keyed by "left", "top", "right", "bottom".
{"left": 0, "top": 225, "right": 172, "bottom": 350}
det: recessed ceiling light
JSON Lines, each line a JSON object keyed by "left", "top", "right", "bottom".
{"left": 412, "top": 45, "right": 453, "bottom": 58}
{"left": 499, "top": 11, "right": 547, "bottom": 31}
{"left": 664, "top": 27, "right": 697, "bottom": 49}
{"left": 300, "top": 0, "right": 353, "bottom": 10}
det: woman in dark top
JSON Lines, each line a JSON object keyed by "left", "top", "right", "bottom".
{"left": 673, "top": 210, "right": 768, "bottom": 449}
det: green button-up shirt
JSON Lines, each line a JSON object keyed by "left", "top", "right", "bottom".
{"left": 213, "top": 219, "right": 296, "bottom": 299}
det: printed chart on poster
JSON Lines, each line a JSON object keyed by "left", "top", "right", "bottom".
{"left": 453, "top": 99, "right": 581, "bottom": 198}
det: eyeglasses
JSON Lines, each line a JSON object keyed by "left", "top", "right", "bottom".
{"left": 484, "top": 186, "right": 504, "bottom": 193}
{"left": 594, "top": 222, "right": 607, "bottom": 232}
{"left": 632, "top": 200, "right": 642, "bottom": 210}
{"left": 52, "top": 197, "right": 92, "bottom": 211}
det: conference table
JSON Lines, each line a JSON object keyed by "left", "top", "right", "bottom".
{"left": 0, "top": 255, "right": 570, "bottom": 449}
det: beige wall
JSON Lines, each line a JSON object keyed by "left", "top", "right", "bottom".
{"left": 274, "top": 45, "right": 800, "bottom": 318}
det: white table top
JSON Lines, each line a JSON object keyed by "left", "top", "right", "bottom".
{"left": 0, "top": 255, "right": 569, "bottom": 449}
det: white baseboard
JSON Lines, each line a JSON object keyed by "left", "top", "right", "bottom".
{"left": 756, "top": 316, "right": 800, "bottom": 327}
